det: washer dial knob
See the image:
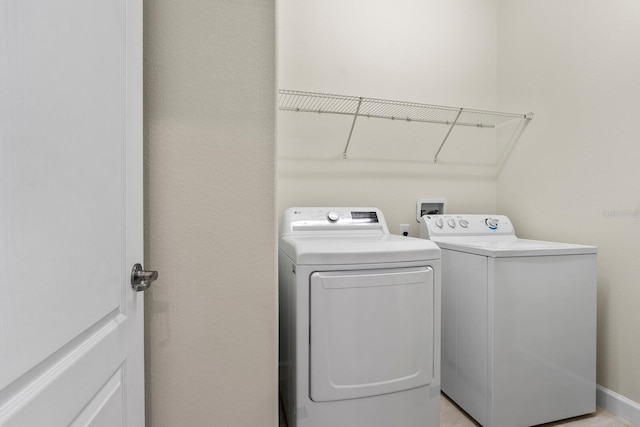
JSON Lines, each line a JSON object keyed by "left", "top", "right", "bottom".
{"left": 459, "top": 219, "right": 469, "bottom": 228}
{"left": 435, "top": 218, "right": 444, "bottom": 229}
{"left": 485, "top": 218, "right": 499, "bottom": 230}
{"left": 447, "top": 218, "right": 456, "bottom": 228}
{"left": 326, "top": 211, "right": 339, "bottom": 223}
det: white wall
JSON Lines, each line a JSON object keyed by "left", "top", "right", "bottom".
{"left": 280, "top": 0, "right": 640, "bottom": 410}
{"left": 144, "top": 1, "right": 277, "bottom": 426}
{"left": 497, "top": 0, "right": 640, "bottom": 403}
{"left": 278, "top": 0, "right": 500, "bottom": 234}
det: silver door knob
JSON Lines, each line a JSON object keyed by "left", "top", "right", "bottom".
{"left": 131, "top": 263, "right": 158, "bottom": 292}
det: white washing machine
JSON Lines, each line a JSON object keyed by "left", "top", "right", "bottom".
{"left": 279, "top": 207, "right": 441, "bottom": 427}
{"left": 419, "top": 214, "right": 597, "bottom": 427}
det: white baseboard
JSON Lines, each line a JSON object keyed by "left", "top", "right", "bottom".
{"left": 597, "top": 384, "right": 640, "bottom": 426}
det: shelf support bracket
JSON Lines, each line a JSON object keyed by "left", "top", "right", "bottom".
{"left": 433, "top": 108, "right": 463, "bottom": 164}
{"left": 343, "top": 97, "right": 363, "bottom": 159}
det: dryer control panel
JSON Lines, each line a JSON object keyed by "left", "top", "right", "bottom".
{"left": 280, "top": 207, "right": 389, "bottom": 236}
{"left": 419, "top": 214, "right": 515, "bottom": 239}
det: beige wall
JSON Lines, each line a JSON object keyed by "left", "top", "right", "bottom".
{"left": 277, "top": 0, "right": 500, "bottom": 234}
{"left": 140, "top": 0, "right": 639, "bottom": 425}
{"left": 144, "top": 0, "right": 277, "bottom": 426}
{"left": 497, "top": 0, "right": 640, "bottom": 402}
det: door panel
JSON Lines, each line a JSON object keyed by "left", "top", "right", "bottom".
{"left": 70, "top": 368, "right": 124, "bottom": 427}
{"left": 309, "top": 267, "right": 434, "bottom": 402}
{"left": 0, "top": 0, "right": 143, "bottom": 424}
{"left": 1, "top": 325, "right": 123, "bottom": 427}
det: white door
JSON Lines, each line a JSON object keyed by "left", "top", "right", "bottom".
{"left": 0, "top": 0, "right": 145, "bottom": 425}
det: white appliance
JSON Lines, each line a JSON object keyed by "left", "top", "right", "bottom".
{"left": 279, "top": 207, "right": 441, "bottom": 427}
{"left": 419, "top": 214, "right": 597, "bottom": 427}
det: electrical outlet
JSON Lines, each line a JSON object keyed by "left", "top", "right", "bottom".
{"left": 399, "top": 224, "right": 410, "bottom": 236}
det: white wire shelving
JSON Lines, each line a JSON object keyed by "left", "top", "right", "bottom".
{"left": 278, "top": 89, "right": 533, "bottom": 163}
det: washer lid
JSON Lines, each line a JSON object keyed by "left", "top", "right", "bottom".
{"left": 279, "top": 234, "right": 441, "bottom": 265}
{"left": 433, "top": 238, "right": 597, "bottom": 257}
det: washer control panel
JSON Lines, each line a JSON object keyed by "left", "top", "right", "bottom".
{"left": 419, "top": 214, "right": 515, "bottom": 238}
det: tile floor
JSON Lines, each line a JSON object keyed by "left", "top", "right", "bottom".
{"left": 440, "top": 393, "right": 634, "bottom": 427}
{"left": 279, "top": 393, "right": 635, "bottom": 427}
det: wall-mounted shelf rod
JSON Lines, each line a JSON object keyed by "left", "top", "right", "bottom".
{"left": 343, "top": 97, "right": 363, "bottom": 159}
{"left": 433, "top": 108, "right": 463, "bottom": 164}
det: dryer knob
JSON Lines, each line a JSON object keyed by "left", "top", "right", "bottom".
{"left": 327, "top": 211, "right": 339, "bottom": 223}
{"left": 435, "top": 218, "right": 444, "bottom": 229}
{"left": 447, "top": 218, "right": 456, "bottom": 228}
